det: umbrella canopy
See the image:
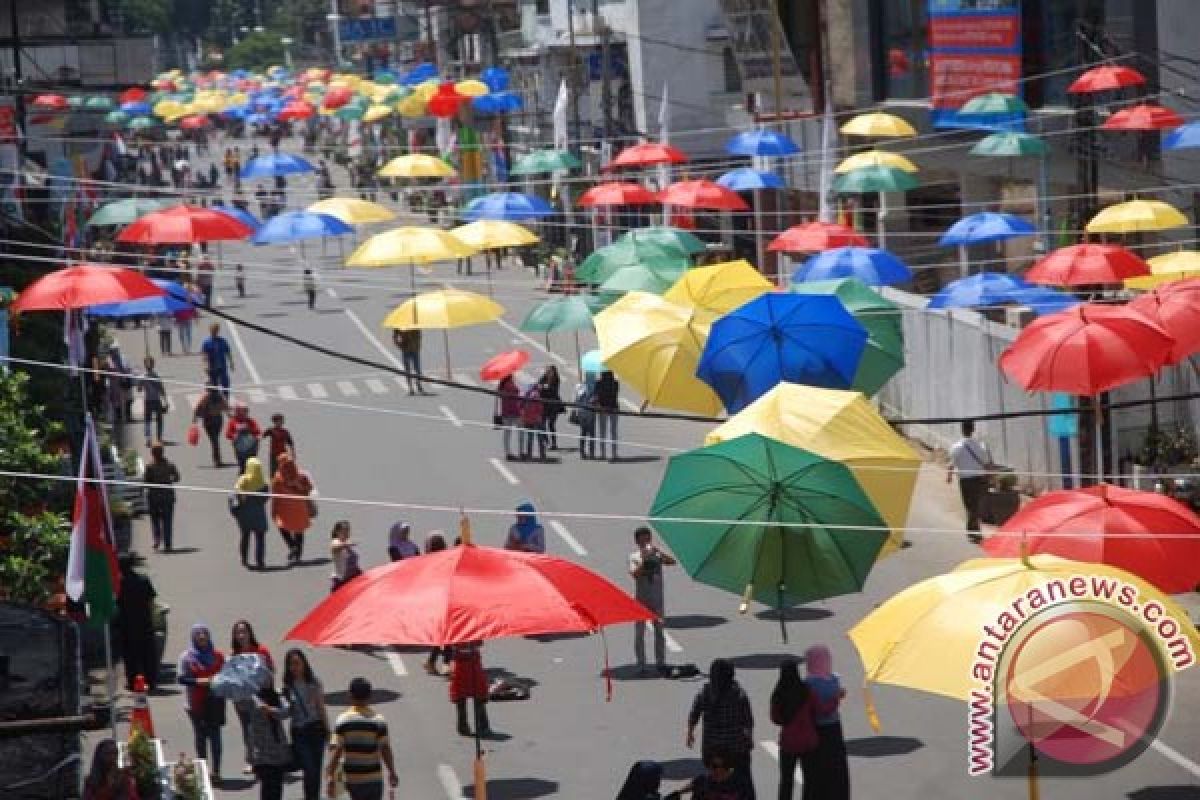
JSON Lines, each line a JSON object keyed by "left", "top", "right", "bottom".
{"left": 463, "top": 192, "right": 553, "bottom": 222}
{"left": 616, "top": 227, "right": 707, "bottom": 255}
{"left": 1128, "top": 280, "right": 1200, "bottom": 364}
{"left": 659, "top": 180, "right": 750, "bottom": 211}
{"left": 85, "top": 95, "right": 114, "bottom": 111}
{"left": 927, "top": 272, "right": 1031, "bottom": 310}
{"left": 1025, "top": 243, "right": 1150, "bottom": 286}
{"left": 210, "top": 654, "right": 271, "bottom": 700}
{"left": 117, "top": 204, "right": 254, "bottom": 244}
{"left": 452, "top": 220, "right": 539, "bottom": 251}
{"left": 790, "top": 278, "right": 904, "bottom": 396}
{"left": 725, "top": 129, "right": 800, "bottom": 156}
{"left": 833, "top": 166, "right": 918, "bottom": 193}
{"left": 938, "top": 212, "right": 1036, "bottom": 247}
{"left": 378, "top": 153, "right": 457, "bottom": 178}
{"left": 984, "top": 484, "right": 1200, "bottom": 594}
{"left": 593, "top": 291, "right": 722, "bottom": 415}
{"left": 88, "top": 278, "right": 193, "bottom": 317}
{"left": 959, "top": 92, "right": 1029, "bottom": 115}
{"left": 650, "top": 433, "right": 888, "bottom": 609}
{"left": 578, "top": 182, "right": 660, "bottom": 207}
{"left": 86, "top": 197, "right": 168, "bottom": 227}
{"left": 520, "top": 296, "right": 594, "bottom": 334}
{"left": 277, "top": 100, "right": 316, "bottom": 121}
{"left": 1004, "top": 287, "right": 1082, "bottom": 316}
{"left": 577, "top": 240, "right": 692, "bottom": 285}
{"left": 480, "top": 349, "right": 530, "bottom": 381}
{"left": 607, "top": 142, "right": 688, "bottom": 169}
{"left": 286, "top": 544, "right": 654, "bottom": 646}
{"left": 211, "top": 205, "right": 263, "bottom": 231}
{"left": 382, "top": 289, "right": 504, "bottom": 330}
{"left": 32, "top": 93, "right": 67, "bottom": 110}
{"left": 793, "top": 247, "right": 912, "bottom": 286}
{"left": 12, "top": 264, "right": 165, "bottom": 312}
{"left": 698, "top": 293, "right": 868, "bottom": 413}
{"left": 510, "top": 149, "right": 582, "bottom": 175}
{"left": 251, "top": 211, "right": 353, "bottom": 245}
{"left": 716, "top": 168, "right": 785, "bottom": 191}
{"left": 1126, "top": 251, "right": 1200, "bottom": 290}
{"left": 1164, "top": 121, "right": 1200, "bottom": 151}
{"left": 347, "top": 227, "right": 477, "bottom": 267}
{"left": 239, "top": 152, "right": 316, "bottom": 180}
{"left": 363, "top": 104, "right": 392, "bottom": 123}
{"left": 1068, "top": 65, "right": 1146, "bottom": 93}
{"left": 997, "top": 303, "right": 1174, "bottom": 395}
{"left": 840, "top": 112, "right": 917, "bottom": 137}
{"left": 1103, "top": 103, "right": 1183, "bottom": 131}
{"left": 663, "top": 260, "right": 772, "bottom": 317}
{"left": 599, "top": 262, "right": 689, "bottom": 295}
{"left": 769, "top": 222, "right": 869, "bottom": 253}
{"left": 969, "top": 131, "right": 1048, "bottom": 157}
{"left": 834, "top": 150, "right": 918, "bottom": 174}
{"left": 307, "top": 197, "right": 395, "bottom": 225}
{"left": 706, "top": 384, "right": 918, "bottom": 552}
{"left": 580, "top": 349, "right": 605, "bottom": 375}
{"left": 1086, "top": 199, "right": 1189, "bottom": 234}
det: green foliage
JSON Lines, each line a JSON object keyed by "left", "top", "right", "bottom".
{"left": 121, "top": 0, "right": 171, "bottom": 33}
{"left": 127, "top": 728, "right": 160, "bottom": 798}
{"left": 0, "top": 511, "right": 70, "bottom": 606}
{"left": 1138, "top": 424, "right": 1199, "bottom": 467}
{"left": 225, "top": 30, "right": 287, "bottom": 71}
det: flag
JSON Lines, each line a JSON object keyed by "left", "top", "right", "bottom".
{"left": 552, "top": 79, "right": 569, "bottom": 152}
{"left": 658, "top": 82, "right": 671, "bottom": 220}
{"left": 66, "top": 414, "right": 120, "bottom": 625}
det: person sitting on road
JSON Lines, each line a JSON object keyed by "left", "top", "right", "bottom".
{"left": 504, "top": 502, "right": 545, "bottom": 554}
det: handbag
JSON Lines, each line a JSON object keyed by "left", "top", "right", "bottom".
{"left": 187, "top": 423, "right": 200, "bottom": 446}
{"left": 227, "top": 494, "right": 242, "bottom": 518}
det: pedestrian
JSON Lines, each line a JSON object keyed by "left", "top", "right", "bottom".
{"left": 449, "top": 640, "right": 492, "bottom": 737}
{"left": 196, "top": 253, "right": 216, "bottom": 307}
{"left": 143, "top": 444, "right": 180, "bottom": 551}
{"left": 303, "top": 268, "right": 317, "bottom": 309}
{"left": 231, "top": 619, "right": 276, "bottom": 777}
{"left": 804, "top": 645, "right": 849, "bottom": 800}
{"left": 193, "top": 387, "right": 229, "bottom": 467}
{"left": 326, "top": 677, "right": 399, "bottom": 800}
{"left": 670, "top": 749, "right": 755, "bottom": 800}
{"left": 242, "top": 675, "right": 292, "bottom": 800}
{"left": 224, "top": 147, "right": 236, "bottom": 178}
{"left": 235, "top": 263, "right": 246, "bottom": 298}
{"left": 175, "top": 290, "right": 198, "bottom": 354}
{"left": 116, "top": 554, "right": 159, "bottom": 691}
{"left": 616, "top": 760, "right": 663, "bottom": 800}
{"left": 178, "top": 623, "right": 227, "bottom": 783}
{"left": 271, "top": 453, "right": 314, "bottom": 564}
{"left": 387, "top": 521, "right": 419, "bottom": 561}
{"left": 224, "top": 401, "right": 262, "bottom": 472}
{"left": 495, "top": 375, "right": 521, "bottom": 459}
{"left": 392, "top": 328, "right": 426, "bottom": 395}
{"left": 573, "top": 373, "right": 598, "bottom": 459}
{"left": 518, "top": 383, "right": 546, "bottom": 461}
{"left": 595, "top": 370, "right": 621, "bottom": 461}
{"left": 423, "top": 532, "right": 451, "bottom": 675}
{"left": 283, "top": 649, "right": 331, "bottom": 800}
{"left": 202, "top": 323, "right": 235, "bottom": 398}
{"left": 629, "top": 526, "right": 676, "bottom": 676}
{"left": 948, "top": 420, "right": 994, "bottom": 543}
{"left": 262, "top": 413, "right": 295, "bottom": 477}
{"left": 504, "top": 502, "right": 545, "bottom": 553}
{"left": 138, "top": 356, "right": 168, "bottom": 447}
{"left": 106, "top": 345, "right": 134, "bottom": 425}
{"left": 330, "top": 520, "right": 363, "bottom": 592}
{"left": 82, "top": 739, "right": 138, "bottom": 800}
{"left": 686, "top": 659, "right": 755, "bottom": 799}
{"left": 157, "top": 313, "right": 173, "bottom": 355}
{"left": 770, "top": 658, "right": 818, "bottom": 800}
{"left": 538, "top": 366, "right": 563, "bottom": 450}
{"left": 233, "top": 457, "right": 270, "bottom": 569}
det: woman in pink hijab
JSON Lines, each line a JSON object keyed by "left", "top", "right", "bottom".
{"left": 804, "top": 645, "right": 849, "bottom": 799}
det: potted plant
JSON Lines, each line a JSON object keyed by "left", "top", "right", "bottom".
{"left": 127, "top": 728, "right": 162, "bottom": 800}
{"left": 172, "top": 754, "right": 204, "bottom": 800}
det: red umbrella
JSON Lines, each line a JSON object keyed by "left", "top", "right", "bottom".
{"left": 428, "top": 82, "right": 467, "bottom": 118}
{"left": 984, "top": 484, "right": 1200, "bottom": 594}
{"left": 1068, "top": 65, "right": 1146, "bottom": 94}
{"left": 116, "top": 204, "right": 254, "bottom": 245}
{"left": 1128, "top": 280, "right": 1200, "bottom": 364}
{"left": 480, "top": 349, "right": 530, "bottom": 382}
{"left": 769, "top": 222, "right": 869, "bottom": 253}
{"left": 119, "top": 87, "right": 147, "bottom": 104}
{"left": 11, "top": 264, "right": 164, "bottom": 312}
{"left": 1024, "top": 243, "right": 1149, "bottom": 286}
{"left": 322, "top": 86, "right": 354, "bottom": 110}
{"left": 32, "top": 94, "right": 68, "bottom": 111}
{"left": 277, "top": 100, "right": 315, "bottom": 121}
{"left": 659, "top": 180, "right": 750, "bottom": 211}
{"left": 578, "top": 182, "right": 660, "bottom": 207}
{"left": 606, "top": 142, "right": 688, "bottom": 170}
{"left": 178, "top": 115, "right": 210, "bottom": 130}
{"left": 1102, "top": 103, "right": 1183, "bottom": 132}
{"left": 998, "top": 303, "right": 1174, "bottom": 395}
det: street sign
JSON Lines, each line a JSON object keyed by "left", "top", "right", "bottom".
{"left": 1048, "top": 393, "right": 1078, "bottom": 438}
{"left": 339, "top": 16, "right": 397, "bottom": 43}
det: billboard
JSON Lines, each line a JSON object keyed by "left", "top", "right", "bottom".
{"left": 928, "top": 0, "right": 1023, "bottom": 131}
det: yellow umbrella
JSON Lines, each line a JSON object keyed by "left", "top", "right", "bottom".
{"left": 455, "top": 79, "right": 490, "bottom": 98}
{"left": 378, "top": 153, "right": 456, "bottom": 179}
{"left": 396, "top": 93, "right": 428, "bottom": 118}
{"left": 452, "top": 220, "right": 539, "bottom": 250}
{"left": 413, "top": 80, "right": 439, "bottom": 102}
{"left": 363, "top": 104, "right": 393, "bottom": 123}
{"left": 153, "top": 100, "right": 184, "bottom": 119}
{"left": 1086, "top": 199, "right": 1189, "bottom": 234}
{"left": 307, "top": 197, "right": 396, "bottom": 225}
{"left": 594, "top": 291, "right": 723, "bottom": 416}
{"left": 347, "top": 226, "right": 477, "bottom": 288}
{"left": 663, "top": 260, "right": 772, "bottom": 318}
{"left": 705, "top": 383, "right": 917, "bottom": 556}
{"left": 1125, "top": 251, "right": 1200, "bottom": 290}
{"left": 840, "top": 112, "right": 917, "bottom": 138}
{"left": 835, "top": 150, "right": 919, "bottom": 174}
{"left": 383, "top": 289, "right": 505, "bottom": 377}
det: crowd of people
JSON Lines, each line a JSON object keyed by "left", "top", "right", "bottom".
{"left": 493, "top": 366, "right": 623, "bottom": 461}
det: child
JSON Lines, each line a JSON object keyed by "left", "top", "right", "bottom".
{"left": 235, "top": 264, "right": 246, "bottom": 298}
{"left": 303, "top": 269, "right": 316, "bottom": 310}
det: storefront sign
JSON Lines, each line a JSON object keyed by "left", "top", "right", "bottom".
{"left": 928, "top": 0, "right": 1023, "bottom": 131}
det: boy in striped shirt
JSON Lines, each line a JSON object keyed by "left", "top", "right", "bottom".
{"left": 327, "top": 677, "right": 398, "bottom": 800}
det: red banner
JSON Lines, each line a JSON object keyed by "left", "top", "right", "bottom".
{"left": 930, "top": 54, "right": 1022, "bottom": 109}
{"left": 929, "top": 15, "right": 1021, "bottom": 50}
{"left": 0, "top": 107, "right": 18, "bottom": 144}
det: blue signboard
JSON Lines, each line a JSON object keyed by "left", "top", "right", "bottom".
{"left": 1047, "top": 393, "right": 1079, "bottom": 438}
{"left": 927, "top": 0, "right": 1025, "bottom": 132}
{"left": 339, "top": 17, "right": 397, "bottom": 43}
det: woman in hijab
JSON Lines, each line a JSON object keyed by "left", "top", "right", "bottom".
{"left": 270, "top": 452, "right": 314, "bottom": 564}
{"left": 233, "top": 457, "right": 270, "bottom": 570}
{"left": 770, "top": 659, "right": 817, "bottom": 800}
{"left": 178, "top": 624, "right": 227, "bottom": 782}
{"left": 504, "top": 502, "right": 545, "bottom": 553}
{"left": 82, "top": 738, "right": 137, "bottom": 800}
{"left": 616, "top": 760, "right": 662, "bottom": 800}
{"left": 804, "top": 645, "right": 849, "bottom": 800}
{"left": 686, "top": 658, "right": 755, "bottom": 798}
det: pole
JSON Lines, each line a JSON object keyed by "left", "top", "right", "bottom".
{"left": 770, "top": 0, "right": 784, "bottom": 122}
{"left": 104, "top": 623, "right": 117, "bottom": 742}
{"left": 424, "top": 0, "right": 437, "bottom": 69}
{"left": 329, "top": 0, "right": 342, "bottom": 68}
{"left": 566, "top": 0, "right": 583, "bottom": 156}
{"left": 8, "top": 0, "right": 26, "bottom": 150}
{"left": 443, "top": 328, "right": 451, "bottom": 379}
{"left": 597, "top": 0, "right": 613, "bottom": 143}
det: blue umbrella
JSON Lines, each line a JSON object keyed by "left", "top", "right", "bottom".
{"left": 212, "top": 205, "right": 262, "bottom": 232}
{"left": 463, "top": 192, "right": 553, "bottom": 222}
{"left": 240, "top": 153, "right": 316, "bottom": 180}
{"left": 1006, "top": 287, "right": 1081, "bottom": 316}
{"left": 88, "top": 279, "right": 193, "bottom": 317}
{"left": 402, "top": 62, "right": 439, "bottom": 86}
{"left": 697, "top": 293, "right": 869, "bottom": 413}
{"left": 482, "top": 66, "right": 510, "bottom": 92}
{"left": 716, "top": 168, "right": 785, "bottom": 191}
{"left": 927, "top": 272, "right": 1032, "bottom": 310}
{"left": 210, "top": 654, "right": 272, "bottom": 700}
{"left": 792, "top": 247, "right": 912, "bottom": 286}
{"left": 726, "top": 130, "right": 801, "bottom": 157}
{"left": 938, "top": 212, "right": 1036, "bottom": 247}
{"left": 580, "top": 349, "right": 605, "bottom": 376}
{"left": 247, "top": 112, "right": 273, "bottom": 126}
{"left": 120, "top": 101, "right": 151, "bottom": 115}
{"left": 472, "top": 92, "right": 523, "bottom": 115}
{"left": 251, "top": 211, "right": 353, "bottom": 245}
{"left": 1165, "top": 121, "right": 1200, "bottom": 151}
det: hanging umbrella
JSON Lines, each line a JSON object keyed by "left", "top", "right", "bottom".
{"left": 1125, "top": 251, "right": 1200, "bottom": 290}
{"left": 593, "top": 291, "right": 722, "bottom": 415}
{"left": 1102, "top": 103, "right": 1183, "bottom": 132}
{"left": 576, "top": 240, "right": 691, "bottom": 285}
{"left": 347, "top": 227, "right": 477, "bottom": 289}
{"left": 616, "top": 227, "right": 707, "bottom": 255}
{"left": 599, "top": 262, "right": 689, "bottom": 295}
{"left": 127, "top": 116, "right": 159, "bottom": 131}
{"left": 239, "top": 153, "right": 316, "bottom": 180}
{"left": 580, "top": 349, "right": 605, "bottom": 375}
{"left": 697, "top": 293, "right": 868, "bottom": 413}
{"left": 363, "top": 104, "right": 393, "bottom": 123}
{"left": 211, "top": 205, "right": 263, "bottom": 232}
{"left": 251, "top": 211, "right": 354, "bottom": 245}
{"left": 970, "top": 131, "right": 1048, "bottom": 157}
{"left": 577, "top": 182, "right": 659, "bottom": 207}
{"left": 659, "top": 180, "right": 749, "bottom": 211}
{"left": 85, "top": 197, "right": 168, "bottom": 227}
{"left": 307, "top": 197, "right": 395, "bottom": 225}
{"left": 116, "top": 204, "right": 254, "bottom": 245}
{"left": 510, "top": 149, "right": 582, "bottom": 175}
{"left": 833, "top": 166, "right": 918, "bottom": 193}
{"left": 383, "top": 289, "right": 504, "bottom": 330}
{"left": 650, "top": 433, "right": 889, "bottom": 622}
{"left": 839, "top": 112, "right": 917, "bottom": 137}
{"left": 1164, "top": 121, "right": 1200, "bottom": 151}
{"left": 85, "top": 95, "right": 114, "bottom": 111}
{"left": 790, "top": 278, "right": 904, "bottom": 396}
{"left": 769, "top": 222, "right": 869, "bottom": 253}
{"left": 716, "top": 168, "right": 785, "bottom": 191}
{"left": 725, "top": 129, "right": 800, "bottom": 156}
{"left": 452, "top": 220, "right": 539, "bottom": 250}
{"left": 104, "top": 110, "right": 129, "bottom": 125}
{"left": 1004, "top": 287, "right": 1081, "bottom": 316}
{"left": 276, "top": 100, "right": 316, "bottom": 121}
{"left": 1025, "top": 243, "right": 1149, "bottom": 286}
{"left": 210, "top": 653, "right": 272, "bottom": 701}
{"left": 378, "top": 153, "right": 457, "bottom": 178}
{"left": 462, "top": 192, "right": 553, "bottom": 222}
{"left": 834, "top": 150, "right": 918, "bottom": 174}
{"left": 12, "top": 264, "right": 164, "bottom": 312}
{"left": 663, "top": 260, "right": 772, "bottom": 317}
{"left": 793, "top": 247, "right": 912, "bottom": 286}
{"left": 938, "top": 212, "right": 1036, "bottom": 246}
{"left": 983, "top": 484, "right": 1200, "bottom": 594}
{"left": 1068, "top": 65, "right": 1146, "bottom": 93}
{"left": 87, "top": 278, "right": 193, "bottom": 318}
{"left": 927, "top": 272, "right": 1032, "bottom": 310}
{"left": 606, "top": 142, "right": 688, "bottom": 170}
{"left": 1128, "top": 280, "right": 1200, "bottom": 364}
{"left": 178, "top": 115, "right": 211, "bottom": 130}
{"left": 1086, "top": 199, "right": 1189, "bottom": 234}
{"left": 520, "top": 295, "right": 594, "bottom": 369}
{"left": 705, "top": 384, "right": 918, "bottom": 555}
{"left": 480, "top": 349, "right": 530, "bottom": 382}
{"left": 959, "top": 92, "right": 1029, "bottom": 115}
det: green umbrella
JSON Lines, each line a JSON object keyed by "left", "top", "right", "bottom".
{"left": 86, "top": 95, "right": 114, "bottom": 111}
{"left": 127, "top": 116, "right": 158, "bottom": 130}
{"left": 66, "top": 96, "right": 84, "bottom": 109}
{"left": 577, "top": 240, "right": 692, "bottom": 284}
{"left": 105, "top": 110, "right": 129, "bottom": 125}
{"left": 650, "top": 433, "right": 888, "bottom": 631}
{"left": 520, "top": 295, "right": 594, "bottom": 333}
{"left": 970, "top": 131, "right": 1047, "bottom": 158}
{"left": 599, "top": 262, "right": 687, "bottom": 295}
{"left": 959, "top": 92, "right": 1029, "bottom": 116}
{"left": 86, "top": 197, "right": 168, "bottom": 227}
{"left": 789, "top": 278, "right": 904, "bottom": 396}
{"left": 833, "top": 165, "right": 918, "bottom": 194}
{"left": 510, "top": 149, "right": 583, "bottom": 175}
{"left": 336, "top": 104, "right": 366, "bottom": 121}
{"left": 582, "top": 292, "right": 620, "bottom": 314}
{"left": 616, "top": 226, "right": 707, "bottom": 256}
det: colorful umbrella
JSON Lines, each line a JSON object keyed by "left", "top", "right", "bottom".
{"left": 606, "top": 142, "right": 688, "bottom": 169}
{"left": 1068, "top": 65, "right": 1147, "bottom": 94}
{"left": 1102, "top": 103, "right": 1183, "bottom": 131}
{"left": 12, "top": 264, "right": 164, "bottom": 312}
{"left": 211, "top": 205, "right": 263, "bottom": 232}
{"left": 1025, "top": 243, "right": 1149, "bottom": 286}
{"left": 116, "top": 204, "right": 254, "bottom": 244}
{"left": 769, "top": 222, "right": 869, "bottom": 253}
{"left": 577, "top": 240, "right": 691, "bottom": 285}
{"left": 87, "top": 279, "right": 193, "bottom": 317}
{"left": 239, "top": 153, "right": 315, "bottom": 180}
{"left": 1128, "top": 280, "right": 1200, "bottom": 364}
{"left": 1125, "top": 251, "right": 1200, "bottom": 290}
{"left": 1164, "top": 121, "right": 1200, "bottom": 151}
{"left": 1004, "top": 287, "right": 1081, "bottom": 316}
{"left": 1086, "top": 199, "right": 1189, "bottom": 234}
{"left": 716, "top": 168, "right": 785, "bottom": 191}
{"left": 578, "top": 182, "right": 659, "bottom": 207}
{"left": 834, "top": 150, "right": 918, "bottom": 174}
{"left": 793, "top": 247, "right": 912, "bottom": 286}
{"left": 452, "top": 220, "right": 539, "bottom": 250}
{"left": 833, "top": 166, "right": 918, "bottom": 193}
{"left": 840, "top": 112, "right": 917, "bottom": 137}
{"left": 659, "top": 180, "right": 750, "bottom": 211}
{"left": 663, "top": 260, "right": 772, "bottom": 317}
{"left": 725, "top": 129, "right": 800, "bottom": 156}
{"left": 463, "top": 192, "right": 553, "bottom": 222}
{"left": 616, "top": 227, "right": 707, "bottom": 255}
{"left": 277, "top": 100, "right": 316, "bottom": 120}
{"left": 970, "top": 131, "right": 1048, "bottom": 157}
{"left": 939, "top": 212, "right": 1036, "bottom": 246}
{"left": 85, "top": 197, "right": 168, "bottom": 227}
{"left": 510, "top": 149, "right": 582, "bottom": 175}
{"left": 378, "top": 153, "right": 457, "bottom": 178}
{"left": 84, "top": 96, "right": 114, "bottom": 111}
{"left": 599, "top": 262, "right": 689, "bottom": 295}
{"left": 347, "top": 227, "right": 476, "bottom": 267}
{"left": 927, "top": 272, "right": 1032, "bottom": 310}
{"left": 480, "top": 349, "right": 530, "bottom": 382}
{"left": 382, "top": 289, "right": 504, "bottom": 330}
{"left": 959, "top": 92, "right": 1029, "bottom": 115}
{"left": 251, "top": 211, "right": 354, "bottom": 245}
{"left": 306, "top": 197, "right": 395, "bottom": 225}
{"left": 520, "top": 296, "right": 594, "bottom": 334}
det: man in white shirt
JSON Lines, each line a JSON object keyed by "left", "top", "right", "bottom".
{"left": 628, "top": 526, "right": 677, "bottom": 676}
{"left": 947, "top": 420, "right": 992, "bottom": 543}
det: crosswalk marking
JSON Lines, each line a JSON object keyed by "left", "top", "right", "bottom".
{"left": 436, "top": 765, "right": 463, "bottom": 800}
{"left": 385, "top": 649, "right": 407, "bottom": 677}
{"left": 620, "top": 397, "right": 640, "bottom": 413}
{"left": 489, "top": 457, "right": 520, "bottom": 485}
{"left": 336, "top": 380, "right": 360, "bottom": 397}
{"left": 365, "top": 378, "right": 389, "bottom": 394}
{"left": 549, "top": 520, "right": 587, "bottom": 557}
{"left": 307, "top": 383, "right": 328, "bottom": 399}
{"left": 440, "top": 406, "right": 463, "bottom": 428}
{"left": 277, "top": 385, "right": 298, "bottom": 401}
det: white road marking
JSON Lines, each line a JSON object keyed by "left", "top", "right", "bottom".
{"left": 325, "top": 287, "right": 339, "bottom": 299}
{"left": 436, "top": 764, "right": 463, "bottom": 800}
{"left": 384, "top": 649, "right": 408, "bottom": 677}
{"left": 548, "top": 520, "right": 587, "bottom": 556}
{"left": 759, "top": 742, "right": 802, "bottom": 783}
{"left": 186, "top": 393, "right": 202, "bottom": 408}
{"left": 277, "top": 385, "right": 298, "bottom": 401}
{"left": 343, "top": 308, "right": 408, "bottom": 370}
{"left": 664, "top": 631, "right": 683, "bottom": 653}
{"left": 496, "top": 317, "right": 569, "bottom": 365}
{"left": 1151, "top": 739, "right": 1200, "bottom": 779}
{"left": 620, "top": 397, "right": 640, "bottom": 412}
{"left": 337, "top": 380, "right": 360, "bottom": 397}
{"left": 489, "top": 457, "right": 520, "bottom": 485}
{"left": 440, "top": 406, "right": 463, "bottom": 428}
{"left": 365, "top": 378, "right": 389, "bottom": 394}
{"left": 307, "top": 383, "right": 328, "bottom": 399}
{"left": 453, "top": 372, "right": 478, "bottom": 387}
{"left": 225, "top": 320, "right": 264, "bottom": 385}
{"left": 247, "top": 388, "right": 268, "bottom": 404}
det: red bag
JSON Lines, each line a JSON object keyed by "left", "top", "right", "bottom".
{"left": 778, "top": 697, "right": 819, "bottom": 755}
{"left": 187, "top": 423, "right": 200, "bottom": 446}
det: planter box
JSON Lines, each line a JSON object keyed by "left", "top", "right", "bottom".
{"left": 118, "top": 738, "right": 214, "bottom": 800}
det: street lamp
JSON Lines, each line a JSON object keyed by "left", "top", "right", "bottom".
{"left": 281, "top": 36, "right": 294, "bottom": 69}
{"left": 327, "top": 0, "right": 343, "bottom": 68}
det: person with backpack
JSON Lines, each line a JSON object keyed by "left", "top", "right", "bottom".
{"left": 225, "top": 402, "right": 262, "bottom": 473}
{"left": 686, "top": 659, "right": 755, "bottom": 799}
{"left": 595, "top": 370, "right": 621, "bottom": 461}
{"left": 519, "top": 383, "right": 546, "bottom": 461}
{"left": 262, "top": 413, "right": 296, "bottom": 477}
{"left": 770, "top": 658, "right": 817, "bottom": 800}
{"left": 232, "top": 457, "right": 270, "bottom": 569}
{"left": 573, "top": 374, "right": 598, "bottom": 459}
{"left": 330, "top": 520, "right": 363, "bottom": 592}
{"left": 505, "top": 502, "right": 546, "bottom": 553}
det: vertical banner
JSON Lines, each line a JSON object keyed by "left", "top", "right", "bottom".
{"left": 928, "top": 0, "right": 1024, "bottom": 131}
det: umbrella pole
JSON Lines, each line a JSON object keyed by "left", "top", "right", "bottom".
{"left": 444, "top": 328, "right": 452, "bottom": 379}
{"left": 876, "top": 192, "right": 888, "bottom": 250}
{"left": 777, "top": 583, "right": 787, "bottom": 644}
{"left": 958, "top": 244, "right": 969, "bottom": 279}
{"left": 409, "top": 262, "right": 416, "bottom": 293}
{"left": 574, "top": 330, "right": 582, "bottom": 377}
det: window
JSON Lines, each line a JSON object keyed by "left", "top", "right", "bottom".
{"left": 535, "top": 0, "right": 549, "bottom": 15}
{"left": 722, "top": 46, "right": 742, "bottom": 93}
{"left": 875, "top": 0, "right": 929, "bottom": 101}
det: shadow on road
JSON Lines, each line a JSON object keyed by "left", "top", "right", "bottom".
{"left": 845, "top": 736, "right": 923, "bottom": 758}
{"left": 728, "top": 653, "right": 795, "bottom": 670}
{"left": 1128, "top": 789, "right": 1200, "bottom": 800}
{"left": 257, "top": 311, "right": 288, "bottom": 319}
{"left": 754, "top": 606, "right": 833, "bottom": 622}
{"left": 464, "top": 778, "right": 558, "bottom": 799}
{"left": 609, "top": 455, "right": 661, "bottom": 464}
{"left": 525, "top": 631, "right": 589, "bottom": 643}
{"left": 325, "top": 688, "right": 402, "bottom": 706}
{"left": 161, "top": 547, "right": 202, "bottom": 556}
{"left": 665, "top": 614, "right": 726, "bottom": 630}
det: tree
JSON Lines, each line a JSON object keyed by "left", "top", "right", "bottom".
{"left": 225, "top": 29, "right": 287, "bottom": 70}
{"left": 120, "top": 0, "right": 171, "bottom": 34}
